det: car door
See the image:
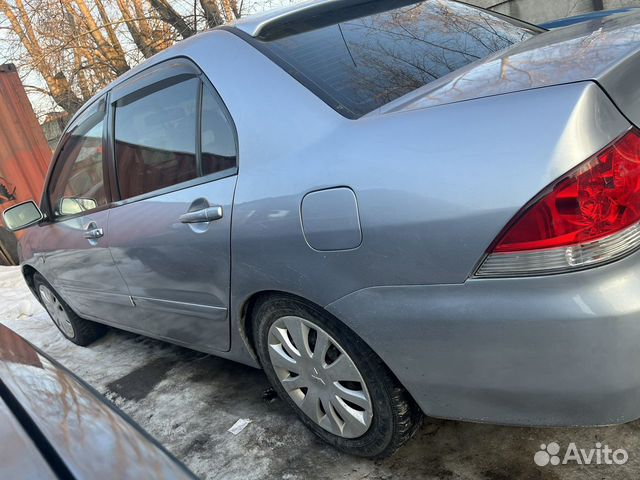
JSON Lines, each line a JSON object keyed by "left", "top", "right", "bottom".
{"left": 106, "top": 59, "right": 238, "bottom": 352}
{"left": 38, "top": 97, "right": 132, "bottom": 324}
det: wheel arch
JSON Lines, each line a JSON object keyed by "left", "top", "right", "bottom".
{"left": 241, "top": 290, "right": 384, "bottom": 363}
{"left": 239, "top": 290, "right": 417, "bottom": 403}
{"left": 239, "top": 290, "right": 311, "bottom": 367}
{"left": 21, "top": 264, "right": 41, "bottom": 300}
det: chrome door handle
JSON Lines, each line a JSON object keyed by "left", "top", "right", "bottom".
{"left": 83, "top": 228, "right": 104, "bottom": 239}
{"left": 179, "top": 206, "right": 223, "bottom": 224}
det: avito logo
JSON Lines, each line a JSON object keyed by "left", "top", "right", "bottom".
{"left": 535, "top": 442, "right": 628, "bottom": 466}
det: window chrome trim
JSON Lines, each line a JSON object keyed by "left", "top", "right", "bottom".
{"left": 110, "top": 58, "right": 200, "bottom": 104}
{"left": 111, "top": 168, "right": 237, "bottom": 208}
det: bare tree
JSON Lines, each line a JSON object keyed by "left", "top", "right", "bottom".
{"left": 0, "top": 0, "right": 84, "bottom": 112}
{"left": 0, "top": 0, "right": 246, "bottom": 117}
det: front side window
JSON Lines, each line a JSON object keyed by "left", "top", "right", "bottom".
{"left": 48, "top": 108, "right": 106, "bottom": 218}
{"left": 114, "top": 77, "right": 199, "bottom": 199}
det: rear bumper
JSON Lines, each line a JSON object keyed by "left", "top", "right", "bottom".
{"left": 326, "top": 249, "right": 640, "bottom": 426}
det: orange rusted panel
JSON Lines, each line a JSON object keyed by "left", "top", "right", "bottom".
{"left": 0, "top": 63, "right": 51, "bottom": 205}
{"left": 0, "top": 63, "right": 53, "bottom": 264}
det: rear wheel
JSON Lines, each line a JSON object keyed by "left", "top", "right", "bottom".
{"left": 33, "top": 274, "right": 107, "bottom": 346}
{"left": 253, "top": 295, "right": 422, "bottom": 458}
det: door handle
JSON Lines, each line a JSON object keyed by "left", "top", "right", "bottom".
{"left": 83, "top": 221, "right": 104, "bottom": 240}
{"left": 179, "top": 206, "right": 223, "bottom": 224}
{"left": 83, "top": 228, "right": 104, "bottom": 239}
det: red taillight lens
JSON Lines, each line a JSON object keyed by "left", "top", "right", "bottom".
{"left": 476, "top": 129, "right": 640, "bottom": 278}
{"left": 494, "top": 129, "right": 640, "bottom": 253}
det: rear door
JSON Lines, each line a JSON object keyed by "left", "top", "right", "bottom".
{"left": 106, "top": 59, "right": 238, "bottom": 351}
{"left": 38, "top": 97, "right": 132, "bottom": 323}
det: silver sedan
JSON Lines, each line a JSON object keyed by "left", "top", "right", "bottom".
{"left": 4, "top": 0, "right": 640, "bottom": 458}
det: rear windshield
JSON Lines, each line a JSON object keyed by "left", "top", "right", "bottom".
{"left": 255, "top": 0, "right": 541, "bottom": 118}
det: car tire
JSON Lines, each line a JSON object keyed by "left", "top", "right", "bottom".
{"left": 33, "top": 273, "right": 107, "bottom": 346}
{"left": 253, "top": 295, "right": 422, "bottom": 458}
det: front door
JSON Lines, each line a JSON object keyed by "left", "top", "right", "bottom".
{"left": 106, "top": 63, "right": 239, "bottom": 352}
{"left": 39, "top": 98, "right": 131, "bottom": 324}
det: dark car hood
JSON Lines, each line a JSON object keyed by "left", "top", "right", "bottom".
{"left": 0, "top": 324, "right": 195, "bottom": 480}
{"left": 0, "top": 394, "right": 57, "bottom": 479}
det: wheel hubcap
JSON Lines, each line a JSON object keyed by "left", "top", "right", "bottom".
{"left": 267, "top": 316, "right": 373, "bottom": 438}
{"left": 39, "top": 285, "right": 75, "bottom": 338}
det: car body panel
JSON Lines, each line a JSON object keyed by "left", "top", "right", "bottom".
{"left": 0, "top": 397, "right": 56, "bottom": 480}
{"left": 231, "top": 0, "right": 370, "bottom": 37}
{"left": 0, "top": 324, "right": 195, "bottom": 479}
{"left": 541, "top": 7, "right": 640, "bottom": 29}
{"left": 326, "top": 247, "right": 640, "bottom": 426}
{"left": 376, "top": 10, "right": 640, "bottom": 128}
{"left": 37, "top": 210, "right": 134, "bottom": 325}
{"left": 232, "top": 0, "right": 354, "bottom": 37}
{"left": 600, "top": 46, "right": 640, "bottom": 130}
{"left": 229, "top": 79, "right": 627, "bottom": 302}
{"left": 108, "top": 175, "right": 237, "bottom": 351}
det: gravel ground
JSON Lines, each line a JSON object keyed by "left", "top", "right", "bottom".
{"left": 1, "top": 265, "right": 639, "bottom": 479}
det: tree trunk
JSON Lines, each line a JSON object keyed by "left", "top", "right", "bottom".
{"left": 150, "top": 0, "right": 196, "bottom": 38}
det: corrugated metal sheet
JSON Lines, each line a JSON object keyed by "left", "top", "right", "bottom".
{"left": 0, "top": 63, "right": 52, "bottom": 265}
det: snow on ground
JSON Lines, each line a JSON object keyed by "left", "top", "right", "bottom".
{"left": 1, "top": 265, "right": 640, "bottom": 480}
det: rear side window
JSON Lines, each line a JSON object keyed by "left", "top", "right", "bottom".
{"left": 256, "top": 0, "right": 540, "bottom": 118}
{"left": 114, "top": 77, "right": 199, "bottom": 199}
{"left": 201, "top": 88, "right": 237, "bottom": 176}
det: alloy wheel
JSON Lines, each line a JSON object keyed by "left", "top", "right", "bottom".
{"left": 267, "top": 315, "right": 373, "bottom": 438}
{"left": 39, "top": 285, "right": 75, "bottom": 338}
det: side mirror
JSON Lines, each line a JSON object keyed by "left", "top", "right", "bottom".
{"left": 59, "top": 197, "right": 97, "bottom": 216}
{"left": 2, "top": 201, "right": 44, "bottom": 231}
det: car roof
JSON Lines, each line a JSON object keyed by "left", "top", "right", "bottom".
{"left": 64, "top": 0, "right": 413, "bottom": 127}
{"left": 232, "top": 0, "right": 344, "bottom": 37}
{"left": 231, "top": 0, "right": 404, "bottom": 38}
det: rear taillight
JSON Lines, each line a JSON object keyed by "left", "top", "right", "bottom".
{"left": 476, "top": 128, "right": 640, "bottom": 277}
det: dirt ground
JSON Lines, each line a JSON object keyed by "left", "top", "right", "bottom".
{"left": 1, "top": 266, "right": 638, "bottom": 479}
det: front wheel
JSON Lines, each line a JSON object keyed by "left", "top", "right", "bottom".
{"left": 33, "top": 274, "right": 107, "bottom": 346}
{"left": 253, "top": 296, "right": 422, "bottom": 458}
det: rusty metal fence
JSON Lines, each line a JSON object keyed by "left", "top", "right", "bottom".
{"left": 0, "top": 63, "right": 51, "bottom": 265}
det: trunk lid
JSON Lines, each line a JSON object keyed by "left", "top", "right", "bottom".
{"left": 379, "top": 10, "right": 640, "bottom": 127}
